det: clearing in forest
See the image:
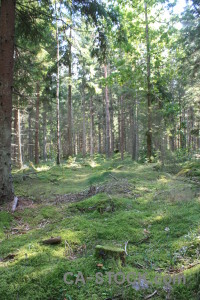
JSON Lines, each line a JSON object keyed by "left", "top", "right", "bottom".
{"left": 0, "top": 155, "right": 200, "bottom": 300}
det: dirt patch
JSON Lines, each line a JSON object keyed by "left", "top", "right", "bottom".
{"left": 50, "top": 179, "right": 133, "bottom": 204}
{"left": 4, "top": 197, "right": 38, "bottom": 212}
{"left": 154, "top": 187, "right": 196, "bottom": 202}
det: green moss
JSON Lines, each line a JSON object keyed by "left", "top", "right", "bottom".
{"left": 0, "top": 158, "right": 199, "bottom": 299}
{"left": 0, "top": 212, "right": 13, "bottom": 239}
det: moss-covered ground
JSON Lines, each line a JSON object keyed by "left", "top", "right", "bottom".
{"left": 0, "top": 155, "right": 200, "bottom": 300}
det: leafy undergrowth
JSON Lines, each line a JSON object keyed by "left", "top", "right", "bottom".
{"left": 0, "top": 155, "right": 200, "bottom": 300}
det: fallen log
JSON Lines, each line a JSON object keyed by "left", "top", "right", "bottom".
{"left": 41, "top": 236, "right": 62, "bottom": 245}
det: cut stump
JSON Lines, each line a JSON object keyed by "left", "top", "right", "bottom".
{"left": 95, "top": 245, "right": 126, "bottom": 264}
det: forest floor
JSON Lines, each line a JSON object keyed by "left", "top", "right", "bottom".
{"left": 0, "top": 154, "right": 200, "bottom": 300}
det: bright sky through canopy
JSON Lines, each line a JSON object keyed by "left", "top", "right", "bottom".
{"left": 174, "top": 0, "right": 186, "bottom": 14}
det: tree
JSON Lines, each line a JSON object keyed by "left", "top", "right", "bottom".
{"left": 144, "top": 2, "right": 152, "bottom": 162}
{"left": 55, "top": 1, "right": 61, "bottom": 165}
{"left": 0, "top": 0, "right": 16, "bottom": 204}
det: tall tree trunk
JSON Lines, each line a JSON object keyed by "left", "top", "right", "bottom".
{"left": 188, "top": 107, "right": 192, "bottom": 150}
{"left": 67, "top": 26, "right": 73, "bottom": 158}
{"left": 124, "top": 111, "right": 127, "bottom": 152}
{"left": 197, "top": 122, "right": 200, "bottom": 151}
{"left": 104, "top": 64, "right": 111, "bottom": 158}
{"left": 145, "top": 2, "right": 152, "bottom": 162}
{"left": 56, "top": 6, "right": 61, "bottom": 165}
{"left": 135, "top": 95, "right": 139, "bottom": 160}
{"left": 117, "top": 97, "right": 121, "bottom": 152}
{"left": 16, "top": 102, "right": 23, "bottom": 168}
{"left": 98, "top": 113, "right": 102, "bottom": 154}
{"left": 110, "top": 89, "right": 114, "bottom": 154}
{"left": 0, "top": 0, "right": 16, "bottom": 203}
{"left": 35, "top": 82, "right": 40, "bottom": 165}
{"left": 131, "top": 104, "right": 137, "bottom": 161}
{"left": 43, "top": 101, "right": 47, "bottom": 162}
{"left": 14, "top": 104, "right": 22, "bottom": 168}
{"left": 14, "top": 108, "right": 18, "bottom": 163}
{"left": 102, "top": 96, "right": 106, "bottom": 154}
{"left": 18, "top": 107, "right": 23, "bottom": 168}
{"left": 28, "top": 108, "right": 33, "bottom": 161}
{"left": 82, "top": 94, "right": 86, "bottom": 157}
{"left": 90, "top": 96, "right": 94, "bottom": 157}
{"left": 120, "top": 96, "right": 124, "bottom": 160}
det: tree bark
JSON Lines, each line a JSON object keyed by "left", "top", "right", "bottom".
{"left": 131, "top": 104, "right": 137, "bottom": 161}
{"left": 82, "top": 93, "right": 86, "bottom": 157}
{"left": 14, "top": 107, "right": 18, "bottom": 163}
{"left": 104, "top": 64, "right": 111, "bottom": 158}
{"left": 0, "top": 0, "right": 16, "bottom": 203}
{"left": 90, "top": 96, "right": 94, "bottom": 157}
{"left": 28, "top": 107, "right": 33, "bottom": 161}
{"left": 98, "top": 113, "right": 102, "bottom": 154}
{"left": 145, "top": 2, "right": 152, "bottom": 162}
{"left": 110, "top": 89, "right": 114, "bottom": 154}
{"left": 135, "top": 95, "right": 139, "bottom": 160}
{"left": 120, "top": 96, "right": 124, "bottom": 160}
{"left": 43, "top": 101, "right": 47, "bottom": 162}
{"left": 102, "top": 95, "right": 106, "bottom": 154}
{"left": 56, "top": 5, "right": 61, "bottom": 165}
{"left": 117, "top": 97, "right": 121, "bottom": 152}
{"left": 15, "top": 102, "right": 23, "bottom": 168}
{"left": 67, "top": 26, "right": 73, "bottom": 158}
{"left": 35, "top": 82, "right": 40, "bottom": 165}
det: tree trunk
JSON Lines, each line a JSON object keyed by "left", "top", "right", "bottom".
{"left": 56, "top": 6, "right": 61, "bottom": 165}
{"left": 14, "top": 101, "right": 23, "bottom": 168}
{"left": 17, "top": 107, "right": 23, "bottom": 168}
{"left": 117, "top": 97, "right": 121, "bottom": 152}
{"left": 28, "top": 108, "right": 33, "bottom": 161}
{"left": 135, "top": 95, "right": 139, "bottom": 160}
{"left": 90, "top": 96, "right": 94, "bottom": 157}
{"left": 131, "top": 104, "right": 137, "bottom": 161}
{"left": 0, "top": 0, "right": 16, "bottom": 203}
{"left": 67, "top": 26, "right": 73, "bottom": 158}
{"left": 145, "top": 2, "right": 152, "bottom": 162}
{"left": 110, "top": 89, "right": 114, "bottom": 154}
{"left": 35, "top": 82, "right": 40, "bottom": 165}
{"left": 104, "top": 64, "right": 111, "bottom": 158}
{"left": 14, "top": 108, "right": 18, "bottom": 163}
{"left": 43, "top": 101, "right": 47, "bottom": 162}
{"left": 120, "top": 96, "right": 124, "bottom": 160}
{"left": 82, "top": 94, "right": 86, "bottom": 157}
{"left": 98, "top": 113, "right": 102, "bottom": 154}
{"left": 102, "top": 96, "right": 106, "bottom": 154}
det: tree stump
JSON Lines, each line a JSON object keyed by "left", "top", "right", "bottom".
{"left": 95, "top": 245, "right": 126, "bottom": 265}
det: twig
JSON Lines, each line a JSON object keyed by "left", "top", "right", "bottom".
{"left": 104, "top": 294, "right": 122, "bottom": 300}
{"left": 133, "top": 262, "right": 146, "bottom": 269}
{"left": 125, "top": 241, "right": 129, "bottom": 255}
{"left": 144, "top": 290, "right": 157, "bottom": 299}
{"left": 130, "top": 235, "right": 151, "bottom": 245}
{"left": 65, "top": 240, "right": 73, "bottom": 256}
{"left": 109, "top": 173, "right": 118, "bottom": 181}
